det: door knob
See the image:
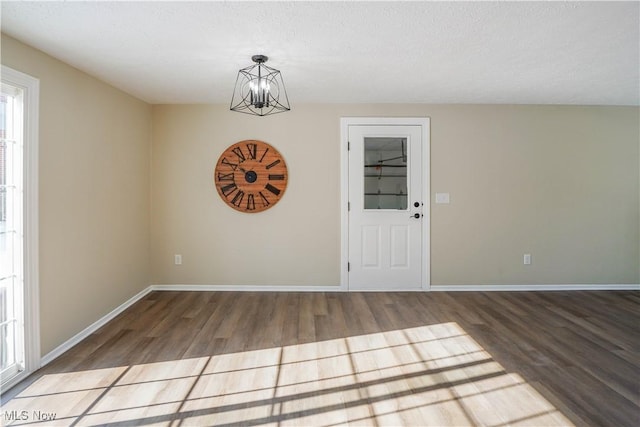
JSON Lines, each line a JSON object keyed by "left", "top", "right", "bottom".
{"left": 411, "top": 213, "right": 421, "bottom": 219}
{"left": 414, "top": 202, "right": 420, "bottom": 208}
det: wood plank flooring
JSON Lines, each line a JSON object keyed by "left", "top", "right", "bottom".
{"left": 1, "top": 291, "right": 638, "bottom": 426}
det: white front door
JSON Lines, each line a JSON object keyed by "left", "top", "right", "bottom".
{"left": 347, "top": 122, "right": 428, "bottom": 290}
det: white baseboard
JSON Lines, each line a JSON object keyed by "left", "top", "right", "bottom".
{"left": 40, "top": 286, "right": 153, "bottom": 366}
{"left": 153, "top": 283, "right": 639, "bottom": 293}
{"left": 430, "top": 284, "right": 640, "bottom": 292}
{"left": 151, "top": 284, "right": 345, "bottom": 292}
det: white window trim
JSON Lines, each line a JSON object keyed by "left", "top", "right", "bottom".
{"left": 1, "top": 65, "right": 40, "bottom": 391}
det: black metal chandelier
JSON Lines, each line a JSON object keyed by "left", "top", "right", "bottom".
{"left": 230, "top": 55, "right": 291, "bottom": 116}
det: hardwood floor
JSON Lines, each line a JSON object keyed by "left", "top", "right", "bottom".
{"left": 1, "top": 291, "right": 638, "bottom": 426}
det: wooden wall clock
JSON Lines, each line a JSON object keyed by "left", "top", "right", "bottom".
{"left": 214, "top": 140, "right": 288, "bottom": 213}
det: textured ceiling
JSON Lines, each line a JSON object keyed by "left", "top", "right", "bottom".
{"left": 1, "top": 1, "right": 638, "bottom": 105}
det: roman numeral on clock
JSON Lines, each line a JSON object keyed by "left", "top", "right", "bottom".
{"left": 231, "top": 190, "right": 245, "bottom": 207}
{"left": 265, "top": 159, "right": 281, "bottom": 170}
{"left": 259, "top": 147, "right": 269, "bottom": 163}
{"left": 246, "top": 143, "right": 257, "bottom": 160}
{"left": 258, "top": 191, "right": 270, "bottom": 207}
{"left": 246, "top": 193, "right": 256, "bottom": 210}
{"left": 221, "top": 183, "right": 237, "bottom": 196}
{"left": 265, "top": 183, "right": 281, "bottom": 196}
{"left": 221, "top": 157, "right": 238, "bottom": 171}
{"left": 232, "top": 147, "right": 246, "bottom": 162}
{"left": 217, "top": 172, "right": 234, "bottom": 181}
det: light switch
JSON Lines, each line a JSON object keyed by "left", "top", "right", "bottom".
{"left": 435, "top": 193, "right": 450, "bottom": 204}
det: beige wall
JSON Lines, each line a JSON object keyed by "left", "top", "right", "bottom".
{"left": 2, "top": 32, "right": 639, "bottom": 357}
{"left": 1, "top": 34, "right": 152, "bottom": 355}
{"left": 152, "top": 104, "right": 639, "bottom": 287}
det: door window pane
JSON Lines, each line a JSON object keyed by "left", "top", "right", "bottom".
{"left": 364, "top": 137, "right": 408, "bottom": 210}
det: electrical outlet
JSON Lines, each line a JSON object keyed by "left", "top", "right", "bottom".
{"left": 523, "top": 254, "right": 531, "bottom": 265}
{"left": 174, "top": 254, "right": 182, "bottom": 265}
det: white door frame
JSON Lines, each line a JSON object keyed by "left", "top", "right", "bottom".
{"left": 340, "top": 117, "right": 430, "bottom": 291}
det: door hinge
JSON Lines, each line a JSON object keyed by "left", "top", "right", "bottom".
{"left": 348, "top": 201, "right": 351, "bottom": 211}
{"left": 347, "top": 141, "right": 350, "bottom": 151}
{"left": 348, "top": 262, "right": 350, "bottom": 272}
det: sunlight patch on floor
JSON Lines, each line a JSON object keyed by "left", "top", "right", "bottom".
{"left": 2, "top": 322, "right": 574, "bottom": 426}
